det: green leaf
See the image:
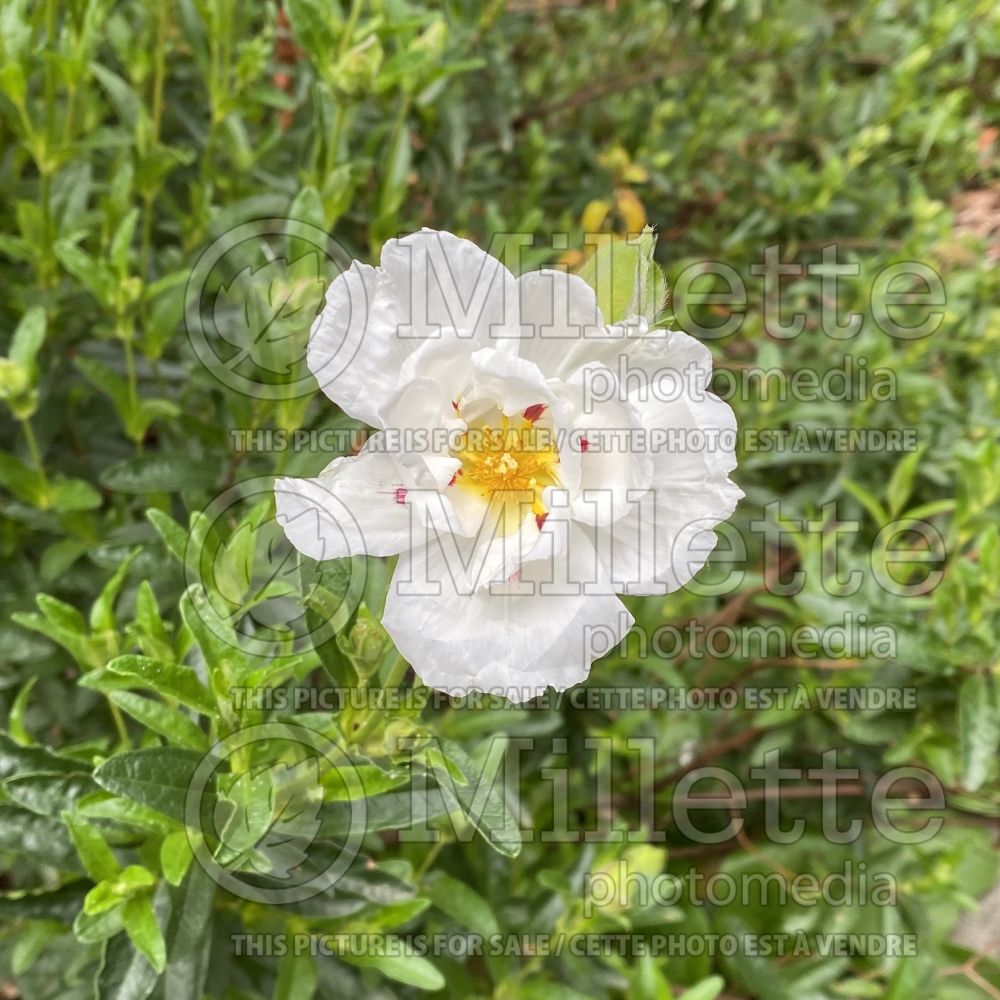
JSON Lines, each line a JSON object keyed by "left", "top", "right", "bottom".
{"left": 133, "top": 581, "right": 173, "bottom": 659}
{"left": 320, "top": 786, "right": 452, "bottom": 839}
{"left": 6, "top": 771, "right": 96, "bottom": 816}
{"left": 110, "top": 208, "right": 140, "bottom": 273}
{"left": 9, "top": 305, "right": 46, "bottom": 368}
{"left": 676, "top": 977, "right": 725, "bottom": 1000}
{"left": 577, "top": 225, "right": 665, "bottom": 325}
{"left": 285, "top": 0, "right": 339, "bottom": 67}
{"left": 215, "top": 757, "right": 322, "bottom": 877}
{"left": 11, "top": 919, "right": 63, "bottom": 975}
{"left": 48, "top": 476, "right": 103, "bottom": 511}
{"left": 40, "top": 537, "right": 89, "bottom": 582}
{"left": 342, "top": 940, "right": 445, "bottom": 992}
{"left": 12, "top": 594, "right": 102, "bottom": 669}
{"left": 90, "top": 62, "right": 144, "bottom": 129}
{"left": 0, "top": 884, "right": 87, "bottom": 923}
{"left": 76, "top": 899, "right": 126, "bottom": 943}
{"left": 38, "top": 592, "right": 87, "bottom": 633}
{"left": 108, "top": 691, "right": 208, "bottom": 750}
{"left": 885, "top": 953, "right": 935, "bottom": 999}
{"left": 122, "top": 892, "right": 167, "bottom": 973}
{"left": 54, "top": 240, "right": 115, "bottom": 307}
{"left": 8, "top": 674, "right": 37, "bottom": 744}
{"left": 101, "top": 454, "right": 218, "bottom": 493}
{"left": 64, "top": 812, "right": 122, "bottom": 881}
{"left": 0, "top": 804, "right": 80, "bottom": 871}
{"left": 630, "top": 953, "right": 674, "bottom": 1000}
{"left": 375, "top": 111, "right": 413, "bottom": 222}
{"left": 0, "top": 731, "right": 83, "bottom": 779}
{"left": 145, "top": 508, "right": 187, "bottom": 563}
{"left": 75, "top": 355, "right": 132, "bottom": 411}
{"left": 159, "top": 829, "right": 193, "bottom": 886}
{"left": 841, "top": 478, "right": 889, "bottom": 526}
{"left": 96, "top": 929, "right": 160, "bottom": 1000}
{"left": 163, "top": 863, "right": 215, "bottom": 998}
{"left": 76, "top": 791, "right": 176, "bottom": 835}
{"left": 103, "top": 655, "right": 216, "bottom": 717}
{"left": 423, "top": 871, "right": 500, "bottom": 938}
{"left": 275, "top": 948, "right": 317, "bottom": 1000}
{"left": 959, "top": 673, "right": 1000, "bottom": 791}
{"left": 431, "top": 739, "right": 521, "bottom": 858}
{"left": 517, "top": 985, "right": 598, "bottom": 1000}
{"left": 90, "top": 549, "right": 138, "bottom": 633}
{"left": 886, "top": 445, "right": 926, "bottom": 517}
{"left": 93, "top": 747, "right": 206, "bottom": 823}
{"left": 0, "top": 450, "right": 44, "bottom": 504}
{"left": 179, "top": 584, "right": 246, "bottom": 685}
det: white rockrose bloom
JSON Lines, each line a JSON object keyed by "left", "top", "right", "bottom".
{"left": 275, "top": 229, "right": 742, "bottom": 702}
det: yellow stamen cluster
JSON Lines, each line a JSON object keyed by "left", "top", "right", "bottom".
{"left": 451, "top": 411, "right": 560, "bottom": 534}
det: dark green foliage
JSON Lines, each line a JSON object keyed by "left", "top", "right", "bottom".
{"left": 1, "top": 1, "right": 1000, "bottom": 998}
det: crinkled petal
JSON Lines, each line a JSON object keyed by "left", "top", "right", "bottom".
{"left": 383, "top": 523, "right": 632, "bottom": 701}
{"left": 562, "top": 363, "right": 654, "bottom": 527}
{"left": 307, "top": 261, "right": 400, "bottom": 428}
{"left": 307, "top": 231, "right": 519, "bottom": 428}
{"left": 380, "top": 228, "right": 518, "bottom": 344}
{"left": 592, "top": 477, "right": 744, "bottom": 594}
{"left": 515, "top": 269, "right": 609, "bottom": 378}
{"left": 275, "top": 435, "right": 448, "bottom": 560}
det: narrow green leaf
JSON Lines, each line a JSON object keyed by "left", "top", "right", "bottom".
{"left": 179, "top": 584, "right": 245, "bottom": 685}
{"left": 342, "top": 941, "right": 445, "bottom": 992}
{"left": 108, "top": 691, "right": 208, "bottom": 750}
{"left": 0, "top": 731, "right": 83, "bottom": 780}
{"left": 6, "top": 771, "right": 96, "bottom": 816}
{"left": 64, "top": 813, "right": 121, "bottom": 881}
{"left": 163, "top": 862, "right": 215, "bottom": 999}
{"left": 676, "top": 976, "right": 725, "bottom": 1000}
{"left": 90, "top": 550, "right": 138, "bottom": 633}
{"left": 423, "top": 871, "right": 500, "bottom": 938}
{"left": 122, "top": 893, "right": 166, "bottom": 974}
{"left": 959, "top": 673, "right": 1000, "bottom": 791}
{"left": 145, "top": 508, "right": 187, "bottom": 563}
{"left": 104, "top": 655, "right": 216, "bottom": 717}
{"left": 275, "top": 948, "right": 317, "bottom": 1000}
{"left": 8, "top": 675, "right": 37, "bottom": 744}
{"left": 96, "top": 928, "right": 159, "bottom": 1000}
{"left": 9, "top": 306, "right": 46, "bottom": 368}
{"left": 101, "top": 454, "right": 217, "bottom": 494}
{"left": 159, "top": 829, "right": 193, "bottom": 886}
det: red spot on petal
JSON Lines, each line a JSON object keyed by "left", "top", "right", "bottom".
{"left": 447, "top": 470, "right": 460, "bottom": 487}
{"left": 394, "top": 487, "right": 407, "bottom": 505}
{"left": 451, "top": 399, "right": 460, "bottom": 412}
{"left": 507, "top": 568, "right": 521, "bottom": 584}
{"left": 535, "top": 513, "right": 548, "bottom": 531}
{"left": 579, "top": 437, "right": 589, "bottom": 453}
{"left": 523, "top": 403, "right": 546, "bottom": 423}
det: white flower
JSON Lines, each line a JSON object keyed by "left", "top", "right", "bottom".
{"left": 275, "top": 229, "right": 742, "bottom": 702}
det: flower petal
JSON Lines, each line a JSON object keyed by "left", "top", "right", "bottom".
{"left": 307, "top": 231, "right": 519, "bottom": 428}
{"left": 383, "top": 523, "right": 632, "bottom": 701}
{"left": 307, "top": 261, "right": 401, "bottom": 428}
{"left": 554, "top": 363, "right": 654, "bottom": 527}
{"left": 592, "top": 477, "right": 744, "bottom": 594}
{"left": 515, "top": 269, "right": 612, "bottom": 378}
{"left": 380, "top": 228, "right": 518, "bottom": 344}
{"left": 275, "top": 436, "right": 447, "bottom": 560}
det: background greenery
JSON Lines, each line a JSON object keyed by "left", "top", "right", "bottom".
{"left": 2, "top": 0, "right": 1000, "bottom": 997}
